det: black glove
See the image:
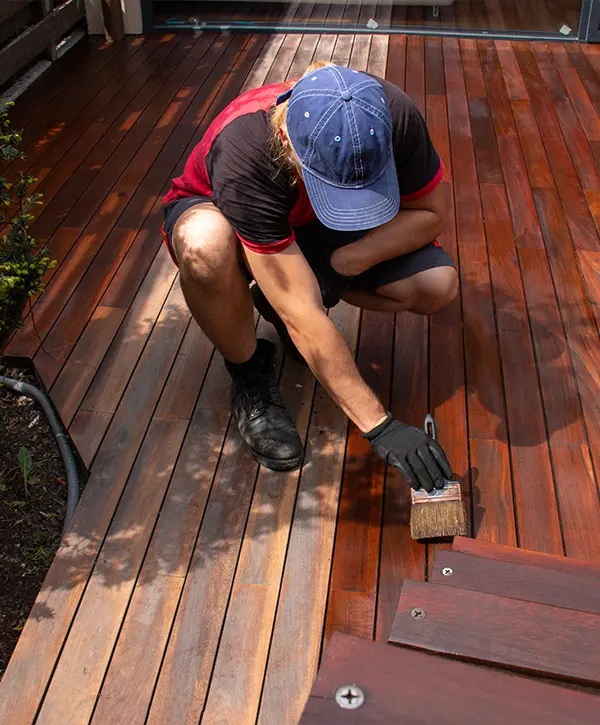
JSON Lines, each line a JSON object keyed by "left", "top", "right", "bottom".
{"left": 363, "top": 413, "right": 453, "bottom": 492}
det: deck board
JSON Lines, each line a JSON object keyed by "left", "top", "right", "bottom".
{"left": 2, "top": 30, "right": 600, "bottom": 725}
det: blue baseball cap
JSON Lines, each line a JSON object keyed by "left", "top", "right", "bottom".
{"left": 277, "top": 65, "right": 399, "bottom": 232}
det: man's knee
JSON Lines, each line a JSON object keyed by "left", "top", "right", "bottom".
{"left": 416, "top": 266, "right": 458, "bottom": 314}
{"left": 173, "top": 208, "right": 238, "bottom": 288}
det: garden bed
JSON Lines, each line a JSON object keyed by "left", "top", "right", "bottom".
{"left": 0, "top": 365, "right": 69, "bottom": 679}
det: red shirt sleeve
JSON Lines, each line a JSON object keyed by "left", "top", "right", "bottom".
{"left": 236, "top": 231, "right": 296, "bottom": 255}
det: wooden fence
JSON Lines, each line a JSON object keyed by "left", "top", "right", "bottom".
{"left": 0, "top": 1, "right": 86, "bottom": 88}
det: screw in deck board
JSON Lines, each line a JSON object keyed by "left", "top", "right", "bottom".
{"left": 442, "top": 567, "right": 454, "bottom": 577}
{"left": 335, "top": 684, "right": 365, "bottom": 710}
{"left": 410, "top": 607, "right": 427, "bottom": 619}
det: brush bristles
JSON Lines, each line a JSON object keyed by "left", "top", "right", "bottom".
{"left": 410, "top": 500, "right": 468, "bottom": 540}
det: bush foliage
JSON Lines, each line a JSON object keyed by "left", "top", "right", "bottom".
{"left": 0, "top": 101, "right": 54, "bottom": 338}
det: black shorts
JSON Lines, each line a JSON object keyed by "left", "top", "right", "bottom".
{"left": 162, "top": 196, "right": 455, "bottom": 296}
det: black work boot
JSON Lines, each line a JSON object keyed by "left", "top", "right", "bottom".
{"left": 251, "top": 285, "right": 307, "bottom": 366}
{"left": 225, "top": 339, "right": 304, "bottom": 471}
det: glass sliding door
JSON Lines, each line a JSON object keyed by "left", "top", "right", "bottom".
{"left": 581, "top": 0, "right": 600, "bottom": 40}
{"left": 147, "top": 1, "right": 586, "bottom": 41}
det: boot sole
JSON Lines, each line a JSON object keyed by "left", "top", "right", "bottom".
{"left": 249, "top": 448, "right": 304, "bottom": 472}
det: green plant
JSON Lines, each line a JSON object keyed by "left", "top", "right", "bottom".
{"left": 18, "top": 446, "right": 33, "bottom": 495}
{"left": 0, "top": 101, "right": 54, "bottom": 338}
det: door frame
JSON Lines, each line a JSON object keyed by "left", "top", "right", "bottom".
{"left": 142, "top": 1, "right": 597, "bottom": 41}
{"left": 580, "top": 0, "right": 600, "bottom": 41}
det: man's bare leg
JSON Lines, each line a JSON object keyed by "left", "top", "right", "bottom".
{"left": 171, "top": 203, "right": 303, "bottom": 470}
{"left": 343, "top": 266, "right": 458, "bottom": 314}
{"left": 172, "top": 204, "right": 256, "bottom": 364}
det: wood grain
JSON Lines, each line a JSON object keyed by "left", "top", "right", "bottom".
{"left": 256, "top": 303, "right": 360, "bottom": 725}
{"left": 468, "top": 97, "right": 503, "bottom": 184}
{"left": 478, "top": 40, "right": 517, "bottom": 138}
{"left": 199, "top": 358, "right": 316, "bottom": 725}
{"left": 26, "top": 37, "right": 196, "bottom": 246}
{"left": 426, "top": 54, "right": 470, "bottom": 574}
{"left": 453, "top": 536, "right": 600, "bottom": 575}
{"left": 469, "top": 438, "right": 515, "bottom": 545}
{"left": 460, "top": 244, "right": 507, "bottom": 441}
{"left": 324, "top": 311, "right": 392, "bottom": 642}
{"left": 510, "top": 49, "right": 600, "bottom": 334}
{"left": 533, "top": 187, "right": 600, "bottom": 488}
{"left": 35, "top": 418, "right": 188, "bottom": 725}
{"left": 49, "top": 304, "right": 127, "bottom": 427}
{"left": 390, "top": 580, "right": 600, "bottom": 687}
{"left": 510, "top": 98, "right": 553, "bottom": 189}
{"left": 528, "top": 43, "right": 600, "bottom": 192}
{"left": 5, "top": 36, "right": 111, "bottom": 132}
{"left": 77, "top": 246, "right": 178, "bottom": 417}
{"left": 89, "top": 353, "right": 233, "bottom": 725}
{"left": 480, "top": 184, "right": 562, "bottom": 553}
{"left": 300, "top": 633, "right": 600, "bottom": 725}
{"left": 460, "top": 38, "right": 486, "bottom": 99}
{"left": 145, "top": 409, "right": 262, "bottom": 725}
{"left": 494, "top": 40, "right": 529, "bottom": 100}
{"left": 20, "top": 37, "right": 171, "bottom": 227}
{"left": 7, "top": 34, "right": 234, "bottom": 360}
{"left": 49, "top": 227, "right": 173, "bottom": 426}
{"left": 376, "top": 312, "right": 428, "bottom": 642}
{"left": 6, "top": 38, "right": 153, "bottom": 183}
{"left": 551, "top": 44, "right": 600, "bottom": 143}
{"left": 431, "top": 548, "right": 600, "bottom": 613}
{"left": 30, "top": 37, "right": 243, "bottom": 383}
{"left": 0, "top": 281, "right": 191, "bottom": 725}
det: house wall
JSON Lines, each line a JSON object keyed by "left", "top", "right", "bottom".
{"left": 84, "top": 0, "right": 143, "bottom": 35}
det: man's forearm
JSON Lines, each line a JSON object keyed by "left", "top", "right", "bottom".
{"left": 331, "top": 208, "right": 444, "bottom": 277}
{"left": 285, "top": 310, "right": 387, "bottom": 433}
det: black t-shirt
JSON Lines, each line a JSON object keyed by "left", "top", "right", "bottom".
{"left": 163, "top": 75, "right": 444, "bottom": 254}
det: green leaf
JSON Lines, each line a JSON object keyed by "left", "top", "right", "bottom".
{"left": 18, "top": 446, "right": 33, "bottom": 493}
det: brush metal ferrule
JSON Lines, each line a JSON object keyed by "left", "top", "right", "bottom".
{"left": 411, "top": 481, "right": 462, "bottom": 504}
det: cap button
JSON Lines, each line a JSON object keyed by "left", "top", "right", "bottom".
{"left": 341, "top": 90, "right": 352, "bottom": 101}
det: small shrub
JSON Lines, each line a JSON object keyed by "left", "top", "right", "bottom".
{"left": 0, "top": 101, "right": 55, "bottom": 340}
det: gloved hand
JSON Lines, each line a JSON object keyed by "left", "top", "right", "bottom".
{"left": 363, "top": 413, "right": 453, "bottom": 492}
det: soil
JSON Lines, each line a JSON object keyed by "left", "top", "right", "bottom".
{"left": 0, "top": 365, "right": 69, "bottom": 679}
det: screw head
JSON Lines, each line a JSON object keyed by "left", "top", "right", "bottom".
{"left": 335, "top": 684, "right": 365, "bottom": 710}
{"left": 410, "top": 607, "right": 427, "bottom": 619}
{"left": 442, "top": 567, "right": 454, "bottom": 577}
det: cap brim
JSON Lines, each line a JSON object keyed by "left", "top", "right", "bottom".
{"left": 302, "top": 158, "right": 400, "bottom": 232}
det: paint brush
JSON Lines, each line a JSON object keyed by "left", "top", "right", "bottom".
{"left": 410, "top": 415, "right": 468, "bottom": 540}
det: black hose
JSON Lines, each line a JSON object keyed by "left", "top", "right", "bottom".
{"left": 0, "top": 375, "right": 79, "bottom": 536}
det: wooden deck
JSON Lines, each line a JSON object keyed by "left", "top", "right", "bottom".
{"left": 1, "top": 27, "right": 600, "bottom": 725}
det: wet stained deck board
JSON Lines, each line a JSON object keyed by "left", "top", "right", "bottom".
{"left": 1, "top": 31, "right": 600, "bottom": 725}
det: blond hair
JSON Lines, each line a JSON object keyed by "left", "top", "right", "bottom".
{"left": 270, "top": 61, "right": 335, "bottom": 181}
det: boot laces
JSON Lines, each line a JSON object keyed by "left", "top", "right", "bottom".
{"left": 243, "top": 365, "right": 285, "bottom": 416}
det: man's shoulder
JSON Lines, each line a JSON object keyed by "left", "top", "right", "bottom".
{"left": 379, "top": 77, "right": 419, "bottom": 117}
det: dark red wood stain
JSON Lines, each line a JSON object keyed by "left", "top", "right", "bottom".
{"left": 390, "top": 580, "right": 600, "bottom": 687}
{"left": 300, "top": 633, "right": 600, "bottom": 724}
